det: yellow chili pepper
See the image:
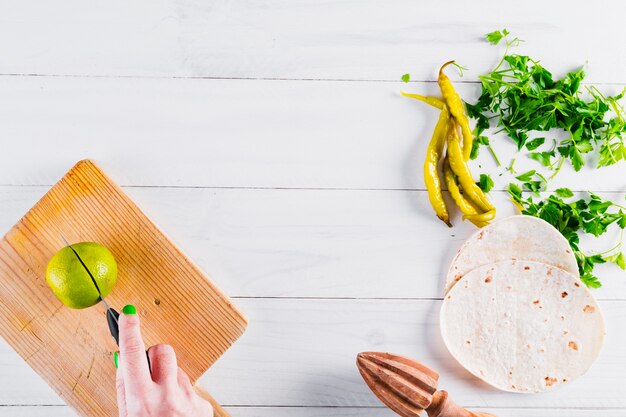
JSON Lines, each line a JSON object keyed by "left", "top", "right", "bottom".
{"left": 438, "top": 61, "right": 473, "bottom": 161}
{"left": 442, "top": 157, "right": 488, "bottom": 228}
{"left": 402, "top": 83, "right": 495, "bottom": 228}
{"left": 400, "top": 92, "right": 445, "bottom": 110}
{"left": 465, "top": 208, "right": 496, "bottom": 223}
{"left": 424, "top": 105, "right": 452, "bottom": 227}
{"left": 446, "top": 120, "right": 495, "bottom": 213}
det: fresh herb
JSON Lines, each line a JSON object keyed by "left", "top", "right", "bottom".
{"left": 529, "top": 149, "right": 555, "bottom": 168}
{"left": 468, "top": 29, "right": 626, "bottom": 173}
{"left": 465, "top": 104, "right": 501, "bottom": 164}
{"left": 506, "top": 158, "right": 517, "bottom": 174}
{"left": 469, "top": 134, "right": 500, "bottom": 165}
{"left": 525, "top": 137, "right": 545, "bottom": 151}
{"left": 477, "top": 174, "right": 494, "bottom": 193}
{"left": 514, "top": 170, "right": 547, "bottom": 194}
{"left": 401, "top": 73, "right": 411, "bottom": 83}
{"left": 555, "top": 187, "right": 574, "bottom": 198}
{"left": 515, "top": 170, "right": 536, "bottom": 182}
{"left": 508, "top": 185, "right": 626, "bottom": 287}
{"left": 485, "top": 29, "right": 510, "bottom": 46}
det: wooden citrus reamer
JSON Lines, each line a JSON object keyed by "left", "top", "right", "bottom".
{"left": 356, "top": 352, "right": 497, "bottom": 417}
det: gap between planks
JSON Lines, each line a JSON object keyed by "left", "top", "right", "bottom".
{"left": 0, "top": 73, "right": 625, "bottom": 87}
{"left": 227, "top": 296, "right": 626, "bottom": 302}
{"left": 0, "top": 185, "right": 625, "bottom": 194}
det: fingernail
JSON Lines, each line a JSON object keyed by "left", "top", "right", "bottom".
{"left": 114, "top": 351, "right": 119, "bottom": 369}
{"left": 122, "top": 304, "right": 136, "bottom": 315}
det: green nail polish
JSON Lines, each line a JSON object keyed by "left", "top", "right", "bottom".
{"left": 114, "top": 351, "right": 119, "bottom": 369}
{"left": 122, "top": 304, "right": 136, "bottom": 315}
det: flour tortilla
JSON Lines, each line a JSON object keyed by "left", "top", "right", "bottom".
{"left": 440, "top": 259, "right": 605, "bottom": 393}
{"left": 445, "top": 215, "right": 578, "bottom": 294}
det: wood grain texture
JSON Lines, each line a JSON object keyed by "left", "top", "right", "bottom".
{"left": 0, "top": 76, "right": 625, "bottom": 191}
{"left": 1, "top": 186, "right": 624, "bottom": 300}
{"left": 356, "top": 352, "right": 439, "bottom": 416}
{"left": 356, "top": 353, "right": 496, "bottom": 417}
{"left": 0, "top": 160, "right": 246, "bottom": 417}
{"left": 0, "top": 0, "right": 625, "bottom": 83}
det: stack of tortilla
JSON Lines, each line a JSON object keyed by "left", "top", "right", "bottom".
{"left": 440, "top": 215, "right": 605, "bottom": 393}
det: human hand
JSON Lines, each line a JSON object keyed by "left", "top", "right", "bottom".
{"left": 114, "top": 304, "right": 214, "bottom": 417}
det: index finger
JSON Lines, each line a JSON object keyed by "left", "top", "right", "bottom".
{"left": 118, "top": 305, "right": 153, "bottom": 393}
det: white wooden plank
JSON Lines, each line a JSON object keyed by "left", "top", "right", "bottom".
{"left": 0, "top": 1, "right": 625, "bottom": 83}
{"left": 0, "top": 407, "right": 73, "bottom": 416}
{"left": 3, "top": 406, "right": 626, "bottom": 417}
{"left": 226, "top": 407, "right": 626, "bottom": 417}
{"left": 202, "top": 299, "right": 626, "bottom": 409}
{"left": 1, "top": 186, "right": 624, "bottom": 300}
{"left": 228, "top": 408, "right": 626, "bottom": 417}
{"left": 0, "top": 76, "right": 624, "bottom": 191}
{"left": 2, "top": 1, "right": 624, "bottom": 414}
{"left": 1, "top": 299, "right": 624, "bottom": 408}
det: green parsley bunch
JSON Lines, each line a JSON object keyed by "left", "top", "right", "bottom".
{"left": 467, "top": 29, "right": 626, "bottom": 172}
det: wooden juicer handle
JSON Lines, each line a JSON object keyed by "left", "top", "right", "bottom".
{"left": 427, "top": 391, "right": 496, "bottom": 417}
{"left": 356, "top": 352, "right": 496, "bottom": 417}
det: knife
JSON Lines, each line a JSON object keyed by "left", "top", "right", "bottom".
{"left": 60, "top": 235, "right": 120, "bottom": 345}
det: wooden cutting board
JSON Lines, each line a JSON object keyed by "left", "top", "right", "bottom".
{"left": 0, "top": 160, "right": 247, "bottom": 417}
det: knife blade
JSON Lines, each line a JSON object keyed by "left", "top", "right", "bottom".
{"left": 60, "top": 235, "right": 120, "bottom": 345}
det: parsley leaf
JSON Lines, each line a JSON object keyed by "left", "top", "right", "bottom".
{"left": 486, "top": 29, "right": 510, "bottom": 45}
{"left": 619, "top": 210, "right": 626, "bottom": 229}
{"left": 528, "top": 150, "right": 555, "bottom": 167}
{"left": 525, "top": 137, "right": 545, "bottom": 151}
{"left": 581, "top": 270, "right": 603, "bottom": 289}
{"left": 477, "top": 174, "right": 495, "bottom": 193}
{"left": 614, "top": 252, "right": 626, "bottom": 270}
{"left": 470, "top": 135, "right": 490, "bottom": 160}
{"left": 515, "top": 170, "right": 536, "bottom": 182}
{"left": 555, "top": 188, "right": 574, "bottom": 198}
{"left": 401, "top": 73, "right": 410, "bottom": 83}
{"left": 570, "top": 147, "right": 585, "bottom": 171}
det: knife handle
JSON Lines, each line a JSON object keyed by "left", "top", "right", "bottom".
{"left": 108, "top": 307, "right": 154, "bottom": 374}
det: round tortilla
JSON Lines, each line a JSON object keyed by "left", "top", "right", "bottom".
{"left": 440, "top": 259, "right": 605, "bottom": 393}
{"left": 445, "top": 215, "right": 578, "bottom": 294}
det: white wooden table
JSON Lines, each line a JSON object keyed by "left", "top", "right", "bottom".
{"left": 1, "top": 1, "right": 625, "bottom": 416}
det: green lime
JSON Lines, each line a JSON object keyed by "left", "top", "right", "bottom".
{"left": 46, "top": 242, "right": 117, "bottom": 309}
